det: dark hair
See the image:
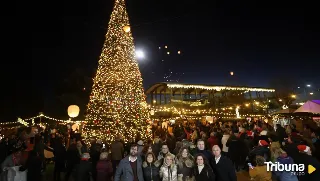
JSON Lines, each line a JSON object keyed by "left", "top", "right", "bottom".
{"left": 161, "top": 143, "right": 168, "bottom": 147}
{"left": 130, "top": 144, "right": 138, "bottom": 148}
{"left": 194, "top": 153, "right": 209, "bottom": 165}
{"left": 197, "top": 139, "right": 204, "bottom": 143}
{"left": 145, "top": 152, "right": 156, "bottom": 163}
{"left": 178, "top": 146, "right": 190, "bottom": 157}
{"left": 142, "top": 144, "right": 152, "bottom": 154}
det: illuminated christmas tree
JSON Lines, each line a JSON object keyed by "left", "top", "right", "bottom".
{"left": 83, "top": 0, "right": 151, "bottom": 143}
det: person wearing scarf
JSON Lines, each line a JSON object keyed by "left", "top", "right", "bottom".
{"left": 176, "top": 147, "right": 194, "bottom": 181}
{"left": 160, "top": 154, "right": 179, "bottom": 181}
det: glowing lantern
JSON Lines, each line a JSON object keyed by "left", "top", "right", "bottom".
{"left": 72, "top": 123, "right": 80, "bottom": 131}
{"left": 230, "top": 71, "right": 234, "bottom": 76}
{"left": 150, "top": 110, "right": 155, "bottom": 116}
{"left": 178, "top": 51, "right": 181, "bottom": 54}
{"left": 123, "top": 25, "right": 131, "bottom": 33}
{"left": 68, "top": 105, "right": 80, "bottom": 118}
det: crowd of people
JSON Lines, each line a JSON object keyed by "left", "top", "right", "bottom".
{"left": 0, "top": 119, "right": 320, "bottom": 181}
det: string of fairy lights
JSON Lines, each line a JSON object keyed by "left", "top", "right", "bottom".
{"left": 166, "top": 84, "right": 275, "bottom": 92}
{"left": 0, "top": 113, "right": 85, "bottom": 127}
{"left": 150, "top": 106, "right": 265, "bottom": 118}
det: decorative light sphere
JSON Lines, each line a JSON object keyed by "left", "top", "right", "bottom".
{"left": 68, "top": 105, "right": 80, "bottom": 118}
{"left": 135, "top": 50, "right": 145, "bottom": 59}
{"left": 123, "top": 25, "right": 131, "bottom": 33}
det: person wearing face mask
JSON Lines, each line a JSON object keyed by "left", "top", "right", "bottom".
{"left": 194, "top": 154, "right": 215, "bottom": 181}
{"left": 159, "top": 154, "right": 179, "bottom": 181}
{"left": 114, "top": 144, "right": 144, "bottom": 181}
{"left": 295, "top": 145, "right": 320, "bottom": 181}
{"left": 142, "top": 152, "right": 161, "bottom": 181}
{"left": 176, "top": 147, "right": 194, "bottom": 181}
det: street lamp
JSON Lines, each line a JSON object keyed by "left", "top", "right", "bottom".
{"left": 291, "top": 95, "right": 296, "bottom": 98}
{"left": 307, "top": 84, "right": 311, "bottom": 87}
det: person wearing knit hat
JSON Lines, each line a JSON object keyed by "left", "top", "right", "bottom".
{"left": 297, "top": 145, "right": 311, "bottom": 155}
{"left": 259, "top": 140, "right": 269, "bottom": 146}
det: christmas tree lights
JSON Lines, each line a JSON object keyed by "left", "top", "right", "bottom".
{"left": 83, "top": 0, "right": 151, "bottom": 143}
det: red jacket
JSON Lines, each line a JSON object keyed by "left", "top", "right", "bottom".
{"left": 207, "top": 136, "right": 219, "bottom": 150}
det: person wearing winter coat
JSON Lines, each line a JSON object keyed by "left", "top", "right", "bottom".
{"left": 142, "top": 152, "right": 161, "bottom": 181}
{"left": 221, "top": 130, "right": 230, "bottom": 156}
{"left": 249, "top": 140, "right": 271, "bottom": 164}
{"left": 210, "top": 145, "right": 237, "bottom": 181}
{"left": 207, "top": 132, "right": 219, "bottom": 151}
{"left": 274, "top": 149, "right": 298, "bottom": 181}
{"left": 194, "top": 153, "right": 215, "bottom": 181}
{"left": 158, "top": 144, "right": 175, "bottom": 166}
{"left": 295, "top": 145, "right": 320, "bottom": 181}
{"left": 96, "top": 152, "right": 113, "bottom": 181}
{"left": 159, "top": 154, "right": 179, "bottom": 181}
{"left": 192, "top": 140, "right": 212, "bottom": 161}
{"left": 114, "top": 144, "right": 144, "bottom": 181}
{"left": 176, "top": 147, "right": 194, "bottom": 181}
{"left": 249, "top": 156, "right": 272, "bottom": 181}
{"left": 74, "top": 153, "right": 93, "bottom": 181}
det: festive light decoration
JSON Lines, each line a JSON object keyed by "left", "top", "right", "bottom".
{"left": 236, "top": 106, "right": 241, "bottom": 118}
{"left": 83, "top": 0, "right": 151, "bottom": 143}
{"left": 0, "top": 113, "right": 85, "bottom": 127}
{"left": 17, "top": 118, "right": 28, "bottom": 126}
{"left": 151, "top": 105, "right": 264, "bottom": 118}
{"left": 166, "top": 83, "right": 275, "bottom": 92}
{"left": 68, "top": 105, "right": 80, "bottom": 118}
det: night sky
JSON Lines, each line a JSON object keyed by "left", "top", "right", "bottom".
{"left": 1, "top": 0, "right": 319, "bottom": 121}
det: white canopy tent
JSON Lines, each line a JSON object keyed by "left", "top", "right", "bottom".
{"left": 294, "top": 100, "right": 320, "bottom": 114}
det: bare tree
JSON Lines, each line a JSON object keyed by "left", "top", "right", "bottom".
{"left": 269, "top": 76, "right": 297, "bottom": 107}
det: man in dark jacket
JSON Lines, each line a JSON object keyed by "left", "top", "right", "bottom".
{"left": 111, "top": 135, "right": 124, "bottom": 175}
{"left": 276, "top": 124, "right": 287, "bottom": 144}
{"left": 193, "top": 139, "right": 213, "bottom": 161}
{"left": 211, "top": 145, "right": 237, "bottom": 181}
{"left": 114, "top": 144, "right": 144, "bottom": 181}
